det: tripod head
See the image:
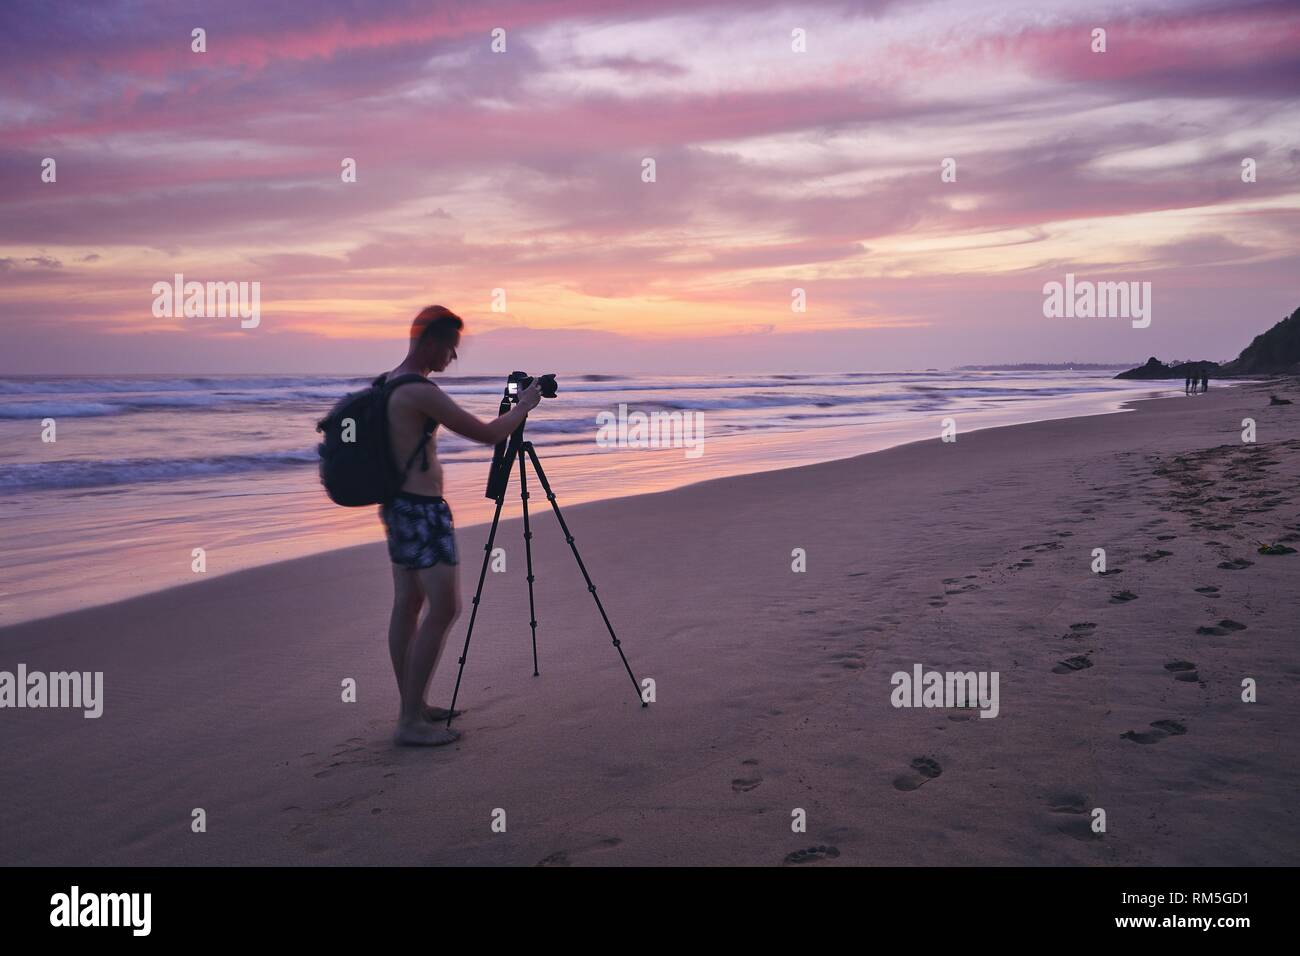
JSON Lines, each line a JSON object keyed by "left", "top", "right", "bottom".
{"left": 503, "top": 370, "right": 558, "bottom": 403}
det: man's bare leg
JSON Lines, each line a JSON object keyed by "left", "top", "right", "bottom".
{"left": 388, "top": 565, "right": 423, "bottom": 692}
{"left": 389, "top": 565, "right": 462, "bottom": 724}
{"left": 394, "top": 562, "right": 462, "bottom": 746}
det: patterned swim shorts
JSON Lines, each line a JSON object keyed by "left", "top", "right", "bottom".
{"left": 379, "top": 493, "right": 459, "bottom": 569}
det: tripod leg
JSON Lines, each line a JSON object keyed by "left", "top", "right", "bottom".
{"left": 521, "top": 442, "right": 647, "bottom": 708}
{"left": 446, "top": 452, "right": 515, "bottom": 728}
{"left": 519, "top": 448, "right": 540, "bottom": 676}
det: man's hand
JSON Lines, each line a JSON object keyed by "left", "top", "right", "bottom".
{"left": 518, "top": 382, "right": 542, "bottom": 412}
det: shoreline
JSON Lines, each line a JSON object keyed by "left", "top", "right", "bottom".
{"left": 3, "top": 380, "right": 1177, "bottom": 628}
{"left": 1, "top": 377, "right": 1296, "bottom": 865}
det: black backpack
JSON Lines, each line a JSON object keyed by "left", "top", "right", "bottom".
{"left": 315, "top": 373, "right": 431, "bottom": 507}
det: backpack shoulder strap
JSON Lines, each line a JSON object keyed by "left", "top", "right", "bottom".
{"left": 402, "top": 433, "right": 433, "bottom": 476}
{"left": 381, "top": 373, "right": 437, "bottom": 476}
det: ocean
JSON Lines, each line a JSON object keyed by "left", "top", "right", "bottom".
{"left": 0, "top": 370, "right": 1167, "bottom": 624}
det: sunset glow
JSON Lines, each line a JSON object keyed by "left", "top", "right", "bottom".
{"left": 2, "top": 0, "right": 1298, "bottom": 372}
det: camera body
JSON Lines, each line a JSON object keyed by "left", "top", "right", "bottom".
{"left": 504, "top": 370, "right": 558, "bottom": 403}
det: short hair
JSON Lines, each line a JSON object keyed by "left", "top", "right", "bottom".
{"left": 410, "top": 305, "right": 463, "bottom": 347}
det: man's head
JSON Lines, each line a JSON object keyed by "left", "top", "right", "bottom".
{"left": 408, "top": 305, "right": 462, "bottom": 372}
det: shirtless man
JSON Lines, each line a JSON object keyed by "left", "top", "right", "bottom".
{"left": 383, "top": 305, "right": 541, "bottom": 746}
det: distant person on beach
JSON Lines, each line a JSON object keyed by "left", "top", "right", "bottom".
{"left": 1185, "top": 373, "right": 1192, "bottom": 395}
{"left": 382, "top": 306, "right": 541, "bottom": 746}
{"left": 1201, "top": 370, "right": 1209, "bottom": 393}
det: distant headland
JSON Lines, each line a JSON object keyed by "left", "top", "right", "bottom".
{"left": 1115, "top": 305, "right": 1300, "bottom": 379}
{"left": 956, "top": 362, "right": 1131, "bottom": 372}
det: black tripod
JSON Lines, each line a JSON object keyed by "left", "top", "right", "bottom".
{"left": 445, "top": 417, "right": 646, "bottom": 728}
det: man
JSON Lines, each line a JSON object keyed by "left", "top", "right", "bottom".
{"left": 382, "top": 306, "right": 541, "bottom": 746}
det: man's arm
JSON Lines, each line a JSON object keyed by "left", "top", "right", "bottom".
{"left": 412, "top": 382, "right": 540, "bottom": 445}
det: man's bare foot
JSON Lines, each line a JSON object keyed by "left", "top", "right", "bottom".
{"left": 393, "top": 721, "right": 461, "bottom": 747}
{"left": 422, "top": 704, "right": 463, "bottom": 722}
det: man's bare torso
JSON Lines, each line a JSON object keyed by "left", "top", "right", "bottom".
{"left": 387, "top": 379, "right": 444, "bottom": 496}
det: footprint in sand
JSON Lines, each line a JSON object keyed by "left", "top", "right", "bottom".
{"left": 1121, "top": 719, "right": 1188, "bottom": 744}
{"left": 1046, "top": 790, "right": 1101, "bottom": 841}
{"left": 1141, "top": 550, "right": 1174, "bottom": 562}
{"left": 1098, "top": 568, "right": 1123, "bottom": 576}
{"left": 1052, "top": 655, "right": 1094, "bottom": 674}
{"left": 1109, "top": 590, "right": 1138, "bottom": 604}
{"left": 784, "top": 845, "right": 841, "bottom": 865}
{"left": 1164, "top": 660, "right": 1200, "bottom": 682}
{"left": 1197, "top": 619, "right": 1247, "bottom": 636}
{"left": 536, "top": 836, "right": 622, "bottom": 867}
{"left": 1062, "top": 622, "right": 1096, "bottom": 640}
{"left": 732, "top": 759, "right": 763, "bottom": 792}
{"left": 828, "top": 651, "right": 867, "bottom": 670}
{"left": 1194, "top": 585, "right": 1220, "bottom": 595}
{"left": 1022, "top": 541, "right": 1064, "bottom": 553}
{"left": 893, "top": 756, "right": 943, "bottom": 791}
{"left": 1047, "top": 790, "right": 1088, "bottom": 813}
{"left": 1217, "top": 558, "right": 1254, "bottom": 570}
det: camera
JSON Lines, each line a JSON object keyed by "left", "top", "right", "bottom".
{"left": 504, "top": 370, "right": 558, "bottom": 402}
{"left": 487, "top": 371, "right": 558, "bottom": 499}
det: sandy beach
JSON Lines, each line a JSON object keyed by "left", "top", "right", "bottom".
{"left": 1, "top": 379, "right": 1296, "bottom": 867}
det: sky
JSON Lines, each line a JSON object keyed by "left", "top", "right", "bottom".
{"left": 1, "top": 0, "right": 1297, "bottom": 374}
